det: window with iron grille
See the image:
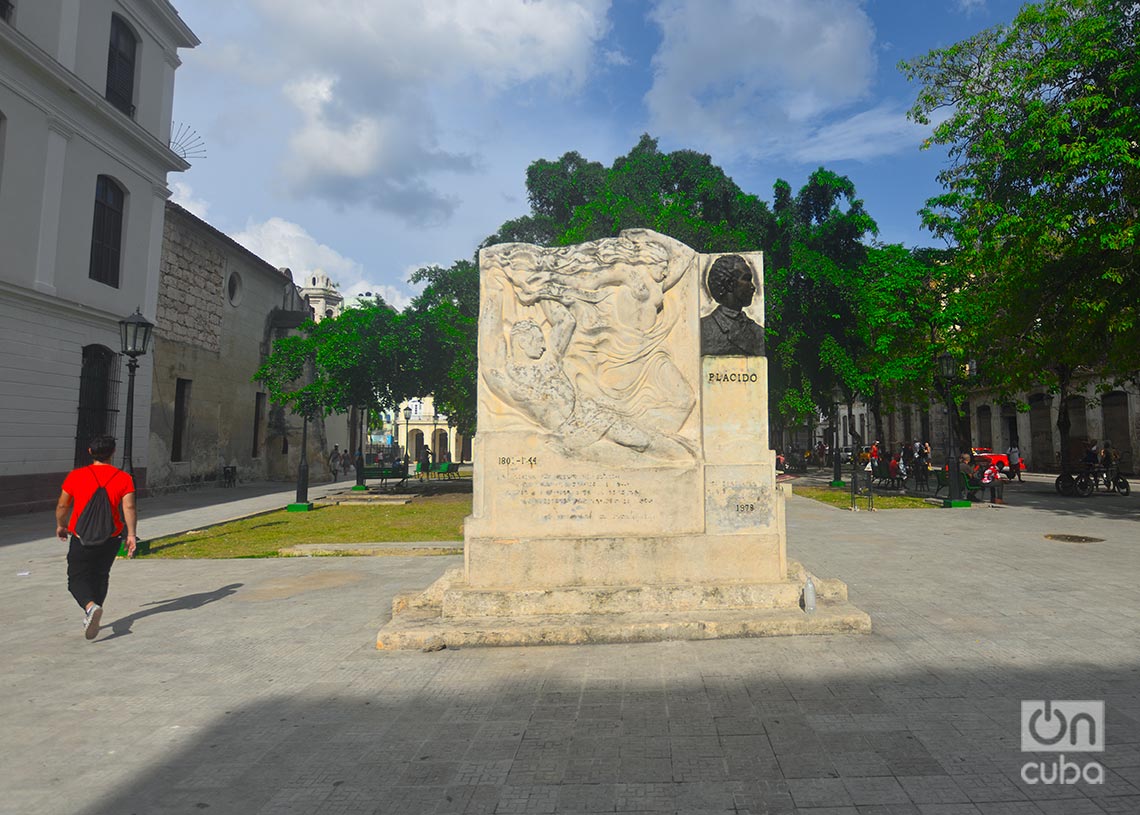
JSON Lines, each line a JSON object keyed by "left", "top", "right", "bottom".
{"left": 106, "top": 15, "right": 137, "bottom": 116}
{"left": 74, "top": 345, "right": 121, "bottom": 466}
{"left": 89, "top": 175, "right": 124, "bottom": 287}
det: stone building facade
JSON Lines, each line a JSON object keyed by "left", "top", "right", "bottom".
{"left": 828, "top": 384, "right": 1138, "bottom": 475}
{"left": 146, "top": 203, "right": 330, "bottom": 492}
{"left": 0, "top": 0, "right": 196, "bottom": 514}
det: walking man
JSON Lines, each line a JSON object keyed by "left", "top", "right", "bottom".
{"left": 328, "top": 444, "right": 340, "bottom": 481}
{"left": 55, "top": 435, "right": 137, "bottom": 640}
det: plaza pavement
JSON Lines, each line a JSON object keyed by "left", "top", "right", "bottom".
{"left": 1, "top": 473, "right": 1138, "bottom": 814}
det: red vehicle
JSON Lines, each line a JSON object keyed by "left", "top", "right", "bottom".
{"left": 972, "top": 447, "right": 1025, "bottom": 471}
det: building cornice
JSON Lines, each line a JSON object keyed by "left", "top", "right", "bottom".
{"left": 0, "top": 278, "right": 151, "bottom": 326}
{"left": 0, "top": 22, "right": 190, "bottom": 175}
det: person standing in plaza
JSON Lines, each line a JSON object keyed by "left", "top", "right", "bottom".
{"left": 1006, "top": 442, "right": 1023, "bottom": 481}
{"left": 54, "top": 435, "right": 137, "bottom": 640}
{"left": 328, "top": 444, "right": 341, "bottom": 481}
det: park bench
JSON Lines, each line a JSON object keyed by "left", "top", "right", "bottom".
{"left": 933, "top": 468, "right": 981, "bottom": 501}
{"left": 362, "top": 463, "right": 408, "bottom": 485}
{"left": 415, "top": 461, "right": 461, "bottom": 480}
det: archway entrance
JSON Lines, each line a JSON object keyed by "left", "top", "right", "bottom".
{"left": 1028, "top": 393, "right": 1054, "bottom": 471}
{"left": 408, "top": 429, "right": 424, "bottom": 464}
{"left": 1103, "top": 392, "right": 1132, "bottom": 474}
{"left": 432, "top": 429, "right": 449, "bottom": 461}
{"left": 976, "top": 405, "right": 992, "bottom": 449}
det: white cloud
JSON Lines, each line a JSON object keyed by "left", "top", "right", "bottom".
{"left": 789, "top": 102, "right": 944, "bottom": 163}
{"left": 230, "top": 217, "right": 413, "bottom": 310}
{"left": 169, "top": 182, "right": 211, "bottom": 220}
{"left": 219, "top": 1, "right": 613, "bottom": 222}
{"left": 956, "top": 0, "right": 985, "bottom": 12}
{"left": 280, "top": 75, "right": 473, "bottom": 224}
{"left": 645, "top": 0, "right": 882, "bottom": 160}
{"left": 250, "top": 0, "right": 611, "bottom": 91}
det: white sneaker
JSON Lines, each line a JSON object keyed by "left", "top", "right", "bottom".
{"left": 83, "top": 605, "right": 102, "bottom": 640}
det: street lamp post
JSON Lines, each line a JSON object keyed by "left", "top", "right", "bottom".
{"left": 289, "top": 414, "right": 312, "bottom": 510}
{"left": 938, "top": 351, "right": 966, "bottom": 506}
{"left": 403, "top": 406, "right": 412, "bottom": 468}
{"left": 118, "top": 309, "right": 154, "bottom": 477}
{"left": 830, "top": 402, "right": 844, "bottom": 487}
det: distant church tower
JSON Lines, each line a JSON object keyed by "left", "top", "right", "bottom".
{"left": 299, "top": 271, "right": 344, "bottom": 322}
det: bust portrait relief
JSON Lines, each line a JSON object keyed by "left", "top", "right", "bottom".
{"left": 700, "top": 254, "right": 766, "bottom": 356}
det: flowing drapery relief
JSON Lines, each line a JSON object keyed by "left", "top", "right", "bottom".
{"left": 480, "top": 230, "right": 700, "bottom": 464}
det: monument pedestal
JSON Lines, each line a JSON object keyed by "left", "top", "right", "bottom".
{"left": 376, "top": 231, "right": 870, "bottom": 649}
{"left": 376, "top": 557, "right": 870, "bottom": 649}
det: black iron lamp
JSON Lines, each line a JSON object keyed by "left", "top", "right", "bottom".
{"left": 937, "top": 351, "right": 964, "bottom": 504}
{"left": 118, "top": 308, "right": 154, "bottom": 476}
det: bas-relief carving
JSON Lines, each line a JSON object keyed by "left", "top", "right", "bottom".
{"left": 480, "top": 230, "right": 700, "bottom": 465}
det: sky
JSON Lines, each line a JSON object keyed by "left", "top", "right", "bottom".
{"left": 169, "top": 0, "right": 1028, "bottom": 310}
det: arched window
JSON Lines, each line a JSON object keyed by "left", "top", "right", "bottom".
{"left": 74, "top": 345, "right": 121, "bottom": 466}
{"left": 90, "top": 175, "right": 125, "bottom": 287}
{"left": 106, "top": 15, "right": 138, "bottom": 116}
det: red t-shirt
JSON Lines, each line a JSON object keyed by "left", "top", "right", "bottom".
{"left": 62, "top": 465, "right": 135, "bottom": 537}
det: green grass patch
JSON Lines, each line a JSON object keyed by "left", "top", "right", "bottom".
{"left": 143, "top": 494, "right": 471, "bottom": 559}
{"left": 793, "top": 485, "right": 936, "bottom": 510}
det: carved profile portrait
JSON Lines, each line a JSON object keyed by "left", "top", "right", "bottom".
{"left": 700, "top": 254, "right": 765, "bottom": 357}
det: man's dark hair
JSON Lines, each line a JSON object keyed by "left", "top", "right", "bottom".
{"left": 707, "top": 255, "right": 751, "bottom": 303}
{"left": 87, "top": 435, "right": 117, "bottom": 462}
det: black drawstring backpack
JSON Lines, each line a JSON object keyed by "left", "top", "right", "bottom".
{"left": 73, "top": 467, "right": 121, "bottom": 546}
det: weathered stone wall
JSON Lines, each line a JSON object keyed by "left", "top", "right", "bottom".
{"left": 157, "top": 213, "right": 225, "bottom": 353}
{"left": 147, "top": 204, "right": 329, "bottom": 492}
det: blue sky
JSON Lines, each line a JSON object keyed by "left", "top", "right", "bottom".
{"left": 170, "top": 0, "right": 1026, "bottom": 308}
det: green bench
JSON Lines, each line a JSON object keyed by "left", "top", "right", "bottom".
{"left": 415, "top": 461, "right": 460, "bottom": 480}
{"left": 933, "top": 468, "right": 981, "bottom": 501}
{"left": 361, "top": 463, "right": 408, "bottom": 484}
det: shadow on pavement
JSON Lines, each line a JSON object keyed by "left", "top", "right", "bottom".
{"left": 65, "top": 657, "right": 1140, "bottom": 815}
{"left": 100, "top": 583, "right": 244, "bottom": 642}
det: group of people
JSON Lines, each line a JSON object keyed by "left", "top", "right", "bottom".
{"left": 326, "top": 445, "right": 356, "bottom": 481}
{"left": 1082, "top": 439, "right": 1121, "bottom": 478}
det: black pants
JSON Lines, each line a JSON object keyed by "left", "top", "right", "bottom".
{"left": 67, "top": 536, "right": 121, "bottom": 610}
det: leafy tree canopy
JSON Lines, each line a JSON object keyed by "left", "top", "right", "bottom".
{"left": 901, "top": 0, "right": 1139, "bottom": 388}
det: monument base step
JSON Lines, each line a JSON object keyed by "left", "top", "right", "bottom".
{"left": 441, "top": 581, "right": 802, "bottom": 617}
{"left": 376, "top": 602, "right": 871, "bottom": 650}
{"left": 378, "top": 561, "right": 869, "bottom": 649}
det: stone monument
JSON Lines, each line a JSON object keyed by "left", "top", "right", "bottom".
{"left": 377, "top": 230, "right": 869, "bottom": 648}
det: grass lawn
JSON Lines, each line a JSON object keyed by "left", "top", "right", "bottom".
{"left": 143, "top": 493, "right": 471, "bottom": 559}
{"left": 793, "top": 485, "right": 936, "bottom": 510}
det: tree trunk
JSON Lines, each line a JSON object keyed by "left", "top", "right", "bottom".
{"left": 1055, "top": 365, "right": 1073, "bottom": 474}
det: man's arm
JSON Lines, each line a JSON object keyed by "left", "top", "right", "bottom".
{"left": 55, "top": 490, "right": 73, "bottom": 541}
{"left": 540, "top": 299, "right": 576, "bottom": 359}
{"left": 122, "top": 492, "right": 138, "bottom": 558}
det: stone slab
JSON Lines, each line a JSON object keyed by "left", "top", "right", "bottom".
{"left": 375, "top": 602, "right": 872, "bottom": 650}
{"left": 279, "top": 542, "right": 462, "bottom": 557}
{"left": 463, "top": 532, "right": 785, "bottom": 588}
{"left": 440, "top": 580, "right": 802, "bottom": 617}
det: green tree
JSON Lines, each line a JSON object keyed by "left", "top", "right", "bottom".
{"left": 764, "top": 170, "right": 878, "bottom": 443}
{"left": 255, "top": 300, "right": 409, "bottom": 432}
{"left": 559, "top": 135, "right": 775, "bottom": 253}
{"left": 403, "top": 259, "right": 479, "bottom": 435}
{"left": 902, "top": 0, "right": 1139, "bottom": 466}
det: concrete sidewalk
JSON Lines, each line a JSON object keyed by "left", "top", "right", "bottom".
{"left": 2, "top": 483, "right": 1138, "bottom": 814}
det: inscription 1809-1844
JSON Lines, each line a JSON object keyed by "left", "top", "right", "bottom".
{"left": 500, "top": 471, "right": 656, "bottom": 524}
